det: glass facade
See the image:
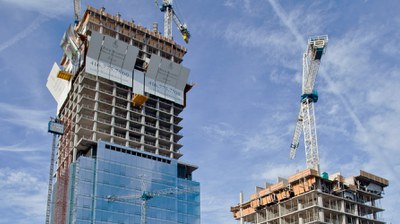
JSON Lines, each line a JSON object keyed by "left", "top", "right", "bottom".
{"left": 66, "top": 141, "right": 200, "bottom": 224}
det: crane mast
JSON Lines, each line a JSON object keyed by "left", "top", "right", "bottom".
{"left": 162, "top": 0, "right": 173, "bottom": 40}
{"left": 289, "top": 36, "right": 328, "bottom": 174}
{"left": 73, "top": 0, "right": 81, "bottom": 23}
{"left": 157, "top": 0, "right": 191, "bottom": 43}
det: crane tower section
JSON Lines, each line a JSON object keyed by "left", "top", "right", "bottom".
{"left": 157, "top": 0, "right": 191, "bottom": 43}
{"left": 289, "top": 36, "right": 328, "bottom": 174}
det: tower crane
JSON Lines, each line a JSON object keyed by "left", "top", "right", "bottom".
{"left": 74, "top": 0, "right": 191, "bottom": 43}
{"left": 289, "top": 35, "right": 328, "bottom": 174}
{"left": 155, "top": 0, "right": 191, "bottom": 43}
{"left": 73, "top": 0, "right": 81, "bottom": 24}
{"left": 107, "top": 175, "right": 199, "bottom": 224}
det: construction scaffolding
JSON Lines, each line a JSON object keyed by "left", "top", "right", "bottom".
{"left": 231, "top": 169, "right": 388, "bottom": 224}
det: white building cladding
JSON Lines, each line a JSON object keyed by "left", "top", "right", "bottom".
{"left": 46, "top": 6, "right": 198, "bottom": 224}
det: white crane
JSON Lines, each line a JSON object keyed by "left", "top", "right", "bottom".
{"left": 74, "top": 0, "right": 191, "bottom": 43}
{"left": 155, "top": 0, "right": 191, "bottom": 43}
{"left": 73, "top": 0, "right": 81, "bottom": 24}
{"left": 289, "top": 36, "right": 328, "bottom": 174}
{"left": 107, "top": 176, "right": 199, "bottom": 224}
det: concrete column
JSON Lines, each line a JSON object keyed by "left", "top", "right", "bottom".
{"left": 317, "top": 194, "right": 323, "bottom": 206}
{"left": 340, "top": 200, "right": 345, "bottom": 212}
{"left": 115, "top": 24, "right": 120, "bottom": 40}
{"left": 341, "top": 214, "right": 346, "bottom": 224}
{"left": 318, "top": 209, "right": 324, "bottom": 222}
{"left": 298, "top": 201, "right": 303, "bottom": 210}
{"left": 299, "top": 217, "right": 304, "bottom": 224}
{"left": 239, "top": 192, "right": 244, "bottom": 224}
{"left": 297, "top": 200, "right": 304, "bottom": 224}
{"left": 99, "top": 24, "right": 103, "bottom": 34}
{"left": 354, "top": 203, "right": 358, "bottom": 215}
{"left": 317, "top": 195, "right": 324, "bottom": 222}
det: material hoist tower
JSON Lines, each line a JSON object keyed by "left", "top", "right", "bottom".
{"left": 46, "top": 118, "right": 65, "bottom": 224}
{"left": 289, "top": 36, "right": 328, "bottom": 174}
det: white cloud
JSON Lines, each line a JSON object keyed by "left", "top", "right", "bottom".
{"left": 201, "top": 112, "right": 291, "bottom": 153}
{"left": 223, "top": 0, "right": 235, "bottom": 8}
{"left": 255, "top": 163, "right": 304, "bottom": 183}
{"left": 0, "top": 0, "right": 71, "bottom": 16}
{"left": 0, "top": 102, "right": 51, "bottom": 133}
{"left": 0, "top": 143, "right": 47, "bottom": 152}
{"left": 223, "top": 21, "right": 300, "bottom": 68}
{"left": 0, "top": 168, "right": 47, "bottom": 223}
{"left": 201, "top": 122, "right": 238, "bottom": 141}
{"left": 0, "top": 15, "right": 49, "bottom": 53}
{"left": 267, "top": 0, "right": 305, "bottom": 47}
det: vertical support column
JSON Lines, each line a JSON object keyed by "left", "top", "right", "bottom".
{"left": 93, "top": 80, "right": 100, "bottom": 141}
{"left": 72, "top": 118, "right": 78, "bottom": 162}
{"left": 115, "top": 22, "right": 120, "bottom": 40}
{"left": 239, "top": 192, "right": 244, "bottom": 224}
{"left": 140, "top": 102, "right": 145, "bottom": 150}
{"left": 278, "top": 201, "right": 282, "bottom": 224}
{"left": 340, "top": 200, "right": 346, "bottom": 224}
{"left": 155, "top": 99, "right": 161, "bottom": 156}
{"left": 298, "top": 198, "right": 304, "bottom": 224}
{"left": 317, "top": 194, "right": 324, "bottom": 222}
{"left": 110, "top": 86, "right": 116, "bottom": 143}
{"left": 72, "top": 89, "right": 79, "bottom": 162}
{"left": 125, "top": 94, "right": 131, "bottom": 147}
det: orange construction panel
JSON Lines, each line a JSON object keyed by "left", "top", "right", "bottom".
{"left": 259, "top": 187, "right": 271, "bottom": 197}
{"left": 276, "top": 190, "right": 290, "bottom": 201}
{"left": 260, "top": 194, "right": 275, "bottom": 206}
{"left": 288, "top": 168, "right": 319, "bottom": 183}
{"left": 132, "top": 94, "right": 148, "bottom": 107}
{"left": 270, "top": 182, "right": 285, "bottom": 192}
{"left": 250, "top": 199, "right": 260, "bottom": 208}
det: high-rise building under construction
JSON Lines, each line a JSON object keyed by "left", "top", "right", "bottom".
{"left": 46, "top": 6, "right": 199, "bottom": 224}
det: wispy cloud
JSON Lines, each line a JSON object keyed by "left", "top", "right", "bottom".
{"left": 0, "top": 0, "right": 70, "bottom": 16}
{"left": 0, "top": 168, "right": 47, "bottom": 223}
{"left": 0, "top": 102, "right": 51, "bottom": 132}
{"left": 267, "top": 0, "right": 305, "bottom": 46}
{"left": 201, "top": 122, "right": 238, "bottom": 141}
{"left": 255, "top": 163, "right": 303, "bottom": 183}
{"left": 201, "top": 112, "right": 291, "bottom": 153}
{"left": 0, "top": 15, "right": 49, "bottom": 53}
{"left": 0, "top": 142, "right": 47, "bottom": 152}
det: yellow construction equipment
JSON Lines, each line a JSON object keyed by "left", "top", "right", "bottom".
{"left": 132, "top": 94, "right": 149, "bottom": 107}
{"left": 57, "top": 71, "right": 72, "bottom": 81}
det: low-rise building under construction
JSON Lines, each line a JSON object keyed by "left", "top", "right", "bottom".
{"left": 231, "top": 169, "right": 388, "bottom": 224}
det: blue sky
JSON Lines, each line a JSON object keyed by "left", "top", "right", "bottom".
{"left": 0, "top": 0, "right": 399, "bottom": 223}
